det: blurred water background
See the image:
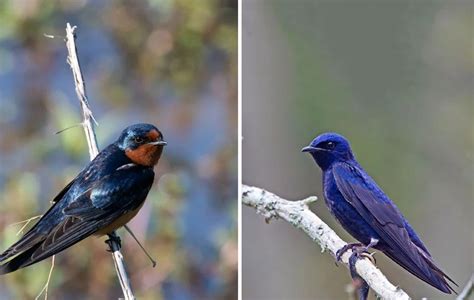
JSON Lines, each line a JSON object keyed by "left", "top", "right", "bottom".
{"left": 0, "top": 0, "right": 237, "bottom": 299}
{"left": 243, "top": 1, "right": 472, "bottom": 300}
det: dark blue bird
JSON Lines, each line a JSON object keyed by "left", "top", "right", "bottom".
{"left": 0, "top": 123, "right": 166, "bottom": 274}
{"left": 302, "top": 132, "right": 456, "bottom": 294}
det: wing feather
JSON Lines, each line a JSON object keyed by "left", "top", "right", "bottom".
{"left": 332, "top": 162, "right": 455, "bottom": 293}
{"left": 0, "top": 166, "right": 154, "bottom": 274}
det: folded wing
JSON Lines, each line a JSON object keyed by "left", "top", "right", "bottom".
{"left": 332, "top": 162, "right": 455, "bottom": 294}
{"left": 0, "top": 166, "right": 153, "bottom": 274}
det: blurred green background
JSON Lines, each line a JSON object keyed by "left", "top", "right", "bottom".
{"left": 243, "top": 1, "right": 472, "bottom": 300}
{"left": 0, "top": 0, "right": 237, "bottom": 299}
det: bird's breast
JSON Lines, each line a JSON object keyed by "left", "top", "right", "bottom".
{"left": 323, "top": 169, "right": 380, "bottom": 245}
{"left": 323, "top": 170, "right": 340, "bottom": 212}
{"left": 94, "top": 202, "right": 145, "bottom": 236}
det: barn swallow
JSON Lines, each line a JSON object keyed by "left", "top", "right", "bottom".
{"left": 0, "top": 123, "right": 166, "bottom": 274}
{"left": 302, "top": 133, "right": 456, "bottom": 294}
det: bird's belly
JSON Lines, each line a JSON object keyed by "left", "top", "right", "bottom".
{"left": 332, "top": 202, "right": 380, "bottom": 245}
{"left": 324, "top": 185, "right": 380, "bottom": 245}
{"left": 94, "top": 202, "right": 145, "bottom": 236}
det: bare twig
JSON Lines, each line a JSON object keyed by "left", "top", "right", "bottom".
{"left": 64, "top": 23, "right": 134, "bottom": 300}
{"left": 35, "top": 255, "right": 55, "bottom": 300}
{"left": 8, "top": 214, "right": 52, "bottom": 299}
{"left": 65, "top": 23, "right": 99, "bottom": 158}
{"left": 457, "top": 273, "right": 474, "bottom": 300}
{"left": 54, "top": 123, "right": 83, "bottom": 135}
{"left": 124, "top": 225, "right": 157, "bottom": 267}
{"left": 242, "top": 185, "right": 411, "bottom": 300}
{"left": 8, "top": 215, "right": 42, "bottom": 236}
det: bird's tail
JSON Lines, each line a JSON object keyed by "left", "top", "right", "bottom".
{"left": 0, "top": 231, "right": 43, "bottom": 263}
{"left": 384, "top": 246, "right": 457, "bottom": 294}
{"left": 0, "top": 244, "right": 43, "bottom": 275}
{"left": 0, "top": 229, "right": 46, "bottom": 275}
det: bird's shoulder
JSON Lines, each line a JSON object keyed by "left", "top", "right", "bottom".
{"left": 332, "top": 161, "right": 392, "bottom": 204}
{"left": 64, "top": 164, "right": 154, "bottom": 216}
{"left": 331, "top": 161, "right": 404, "bottom": 226}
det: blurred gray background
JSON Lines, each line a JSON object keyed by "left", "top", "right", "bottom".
{"left": 242, "top": 1, "right": 473, "bottom": 299}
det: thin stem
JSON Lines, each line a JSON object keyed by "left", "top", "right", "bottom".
{"left": 64, "top": 22, "right": 134, "bottom": 300}
{"left": 124, "top": 225, "right": 157, "bottom": 267}
{"left": 8, "top": 215, "right": 42, "bottom": 236}
{"left": 35, "top": 255, "right": 55, "bottom": 300}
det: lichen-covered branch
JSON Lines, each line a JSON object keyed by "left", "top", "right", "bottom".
{"left": 242, "top": 185, "right": 411, "bottom": 300}
{"left": 64, "top": 23, "right": 134, "bottom": 300}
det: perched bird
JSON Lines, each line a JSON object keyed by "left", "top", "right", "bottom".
{"left": 302, "top": 133, "right": 456, "bottom": 294}
{"left": 0, "top": 123, "right": 166, "bottom": 274}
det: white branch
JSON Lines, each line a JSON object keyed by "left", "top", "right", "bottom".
{"left": 65, "top": 23, "right": 135, "bottom": 300}
{"left": 242, "top": 185, "right": 411, "bottom": 300}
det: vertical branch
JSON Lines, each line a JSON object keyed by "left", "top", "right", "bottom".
{"left": 64, "top": 23, "right": 99, "bottom": 159}
{"left": 64, "top": 23, "right": 135, "bottom": 300}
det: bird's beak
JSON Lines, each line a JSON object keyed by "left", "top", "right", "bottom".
{"left": 301, "top": 145, "right": 317, "bottom": 152}
{"left": 301, "top": 146, "right": 326, "bottom": 153}
{"left": 148, "top": 140, "right": 167, "bottom": 146}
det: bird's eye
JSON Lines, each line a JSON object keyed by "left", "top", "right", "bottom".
{"left": 134, "top": 137, "right": 144, "bottom": 144}
{"left": 326, "top": 142, "right": 336, "bottom": 150}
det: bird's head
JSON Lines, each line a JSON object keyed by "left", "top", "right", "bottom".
{"left": 302, "top": 132, "right": 354, "bottom": 170}
{"left": 116, "top": 123, "right": 167, "bottom": 167}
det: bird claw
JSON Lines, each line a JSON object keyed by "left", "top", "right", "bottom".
{"left": 336, "top": 242, "right": 363, "bottom": 262}
{"left": 359, "top": 251, "right": 377, "bottom": 265}
{"left": 344, "top": 240, "right": 379, "bottom": 300}
{"left": 336, "top": 241, "right": 378, "bottom": 300}
{"left": 105, "top": 233, "right": 122, "bottom": 250}
{"left": 348, "top": 245, "right": 377, "bottom": 265}
{"left": 338, "top": 238, "right": 378, "bottom": 263}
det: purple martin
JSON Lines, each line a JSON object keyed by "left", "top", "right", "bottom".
{"left": 302, "top": 132, "right": 456, "bottom": 294}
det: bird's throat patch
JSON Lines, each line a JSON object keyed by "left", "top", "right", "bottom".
{"left": 126, "top": 144, "right": 163, "bottom": 167}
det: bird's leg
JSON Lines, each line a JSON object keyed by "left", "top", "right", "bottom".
{"left": 349, "top": 238, "right": 378, "bottom": 264}
{"left": 105, "top": 231, "right": 122, "bottom": 252}
{"left": 364, "top": 238, "right": 379, "bottom": 252}
{"left": 344, "top": 238, "right": 379, "bottom": 300}
{"left": 335, "top": 242, "right": 364, "bottom": 262}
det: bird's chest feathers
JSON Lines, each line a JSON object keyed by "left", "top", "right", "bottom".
{"left": 126, "top": 145, "right": 162, "bottom": 167}
{"left": 323, "top": 170, "right": 357, "bottom": 218}
{"left": 323, "top": 171, "right": 340, "bottom": 212}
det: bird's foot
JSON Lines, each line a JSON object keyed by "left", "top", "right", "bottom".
{"left": 358, "top": 250, "right": 377, "bottom": 265}
{"left": 105, "top": 232, "right": 122, "bottom": 252}
{"left": 336, "top": 242, "right": 364, "bottom": 262}
{"left": 344, "top": 239, "right": 379, "bottom": 300}
{"left": 347, "top": 238, "right": 378, "bottom": 264}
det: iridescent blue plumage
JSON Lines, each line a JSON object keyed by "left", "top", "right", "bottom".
{"left": 303, "top": 132, "right": 456, "bottom": 294}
